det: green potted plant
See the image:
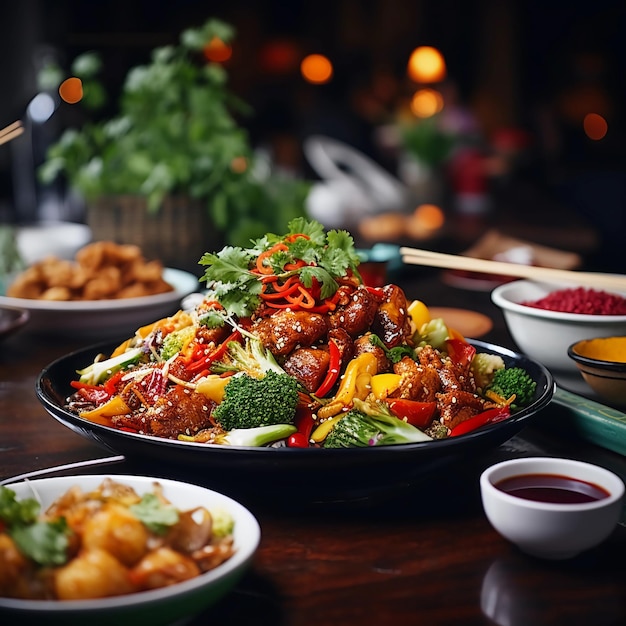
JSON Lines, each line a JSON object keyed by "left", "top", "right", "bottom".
{"left": 38, "top": 19, "right": 310, "bottom": 267}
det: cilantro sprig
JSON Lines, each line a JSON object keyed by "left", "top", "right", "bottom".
{"left": 129, "top": 492, "right": 180, "bottom": 535}
{"left": 199, "top": 218, "right": 362, "bottom": 317}
{"left": 0, "top": 485, "right": 71, "bottom": 566}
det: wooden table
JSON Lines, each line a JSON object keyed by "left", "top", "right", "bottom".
{"left": 2, "top": 267, "right": 626, "bottom": 625}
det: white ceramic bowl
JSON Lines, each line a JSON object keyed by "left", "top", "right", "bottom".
{"left": 15, "top": 221, "right": 92, "bottom": 264}
{"left": 491, "top": 280, "right": 626, "bottom": 373}
{"left": 0, "top": 474, "right": 260, "bottom": 626}
{"left": 480, "top": 457, "right": 624, "bottom": 560}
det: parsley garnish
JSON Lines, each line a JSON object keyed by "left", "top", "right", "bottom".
{"left": 11, "top": 518, "right": 70, "bottom": 566}
{"left": 369, "top": 334, "right": 416, "bottom": 363}
{"left": 129, "top": 492, "right": 180, "bottom": 535}
{"left": 199, "top": 218, "right": 362, "bottom": 317}
{"left": 0, "top": 485, "right": 71, "bottom": 566}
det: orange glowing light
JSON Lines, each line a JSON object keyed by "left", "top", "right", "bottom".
{"left": 59, "top": 77, "right": 83, "bottom": 104}
{"left": 260, "top": 39, "right": 301, "bottom": 74}
{"left": 203, "top": 37, "right": 232, "bottom": 63}
{"left": 301, "top": 54, "right": 333, "bottom": 84}
{"left": 230, "top": 156, "right": 248, "bottom": 174}
{"left": 407, "top": 46, "right": 446, "bottom": 83}
{"left": 414, "top": 204, "right": 445, "bottom": 230}
{"left": 410, "top": 88, "right": 444, "bottom": 118}
{"left": 583, "top": 113, "right": 608, "bottom": 140}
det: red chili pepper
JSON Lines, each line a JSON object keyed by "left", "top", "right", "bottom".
{"left": 387, "top": 399, "right": 437, "bottom": 429}
{"left": 445, "top": 338, "right": 476, "bottom": 367}
{"left": 314, "top": 339, "right": 342, "bottom": 397}
{"left": 73, "top": 386, "right": 111, "bottom": 405}
{"left": 261, "top": 281, "right": 301, "bottom": 300}
{"left": 449, "top": 406, "right": 511, "bottom": 437}
{"left": 103, "top": 370, "right": 126, "bottom": 396}
{"left": 365, "top": 285, "right": 386, "bottom": 298}
{"left": 287, "top": 406, "right": 315, "bottom": 448}
{"left": 186, "top": 330, "right": 242, "bottom": 373}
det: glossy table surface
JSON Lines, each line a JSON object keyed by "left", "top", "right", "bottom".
{"left": 2, "top": 266, "right": 626, "bottom": 626}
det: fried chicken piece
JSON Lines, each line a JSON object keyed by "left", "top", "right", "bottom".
{"left": 436, "top": 389, "right": 486, "bottom": 430}
{"left": 112, "top": 386, "right": 215, "bottom": 439}
{"left": 253, "top": 310, "right": 328, "bottom": 356}
{"left": 392, "top": 356, "right": 441, "bottom": 401}
{"left": 283, "top": 347, "right": 330, "bottom": 392}
{"left": 373, "top": 284, "right": 412, "bottom": 348}
{"left": 354, "top": 333, "right": 391, "bottom": 373}
{"left": 328, "top": 286, "right": 378, "bottom": 337}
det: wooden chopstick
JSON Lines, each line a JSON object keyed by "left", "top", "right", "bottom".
{"left": 0, "top": 120, "right": 24, "bottom": 146}
{"left": 400, "top": 246, "right": 626, "bottom": 291}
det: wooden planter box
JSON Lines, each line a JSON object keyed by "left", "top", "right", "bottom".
{"left": 86, "top": 195, "right": 222, "bottom": 271}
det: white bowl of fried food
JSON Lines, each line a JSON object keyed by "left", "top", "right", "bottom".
{"left": 0, "top": 475, "right": 260, "bottom": 626}
{"left": 0, "top": 241, "right": 199, "bottom": 337}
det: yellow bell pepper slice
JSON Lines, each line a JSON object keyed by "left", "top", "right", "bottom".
{"left": 79, "top": 395, "right": 131, "bottom": 425}
{"left": 195, "top": 375, "right": 230, "bottom": 404}
{"left": 310, "top": 414, "right": 344, "bottom": 443}
{"left": 370, "top": 373, "right": 402, "bottom": 400}
{"left": 408, "top": 299, "right": 430, "bottom": 330}
{"left": 317, "top": 352, "right": 378, "bottom": 419}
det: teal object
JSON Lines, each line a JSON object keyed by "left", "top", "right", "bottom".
{"left": 550, "top": 387, "right": 626, "bottom": 457}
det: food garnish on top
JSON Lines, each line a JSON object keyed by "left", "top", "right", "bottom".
{"left": 66, "top": 219, "right": 537, "bottom": 448}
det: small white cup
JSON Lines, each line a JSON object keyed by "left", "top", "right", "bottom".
{"left": 480, "top": 457, "right": 625, "bottom": 559}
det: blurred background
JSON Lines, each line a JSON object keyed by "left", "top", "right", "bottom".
{"left": 1, "top": 0, "right": 624, "bottom": 273}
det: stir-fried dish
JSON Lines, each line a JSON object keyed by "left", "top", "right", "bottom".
{"left": 65, "top": 219, "right": 537, "bottom": 448}
{"left": 0, "top": 478, "right": 235, "bottom": 600}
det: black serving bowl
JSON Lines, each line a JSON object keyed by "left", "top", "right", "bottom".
{"left": 36, "top": 339, "right": 554, "bottom": 506}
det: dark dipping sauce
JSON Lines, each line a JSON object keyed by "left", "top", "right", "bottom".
{"left": 495, "top": 473, "right": 611, "bottom": 504}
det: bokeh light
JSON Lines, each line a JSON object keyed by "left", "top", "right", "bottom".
{"left": 260, "top": 39, "right": 301, "bottom": 74}
{"left": 301, "top": 54, "right": 333, "bottom": 84}
{"left": 414, "top": 203, "right": 445, "bottom": 230}
{"left": 27, "top": 92, "right": 56, "bottom": 122}
{"left": 410, "top": 88, "right": 444, "bottom": 118}
{"left": 203, "top": 37, "right": 232, "bottom": 63}
{"left": 407, "top": 46, "right": 446, "bottom": 83}
{"left": 583, "top": 113, "right": 608, "bottom": 140}
{"left": 59, "top": 77, "right": 83, "bottom": 104}
{"left": 230, "top": 156, "right": 248, "bottom": 173}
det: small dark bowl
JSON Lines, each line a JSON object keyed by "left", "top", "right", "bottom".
{"left": 0, "top": 305, "right": 29, "bottom": 340}
{"left": 568, "top": 337, "right": 626, "bottom": 406}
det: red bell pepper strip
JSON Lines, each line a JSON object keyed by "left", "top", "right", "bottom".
{"left": 186, "top": 330, "right": 242, "bottom": 373}
{"left": 314, "top": 339, "right": 342, "bottom": 397}
{"left": 445, "top": 338, "right": 476, "bottom": 367}
{"left": 287, "top": 406, "right": 315, "bottom": 448}
{"left": 449, "top": 406, "right": 511, "bottom": 437}
{"left": 387, "top": 399, "right": 437, "bottom": 429}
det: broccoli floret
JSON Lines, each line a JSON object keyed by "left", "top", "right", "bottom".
{"left": 486, "top": 366, "right": 537, "bottom": 408}
{"left": 471, "top": 352, "right": 505, "bottom": 390}
{"left": 77, "top": 347, "right": 143, "bottom": 385}
{"left": 215, "top": 424, "right": 297, "bottom": 447}
{"left": 212, "top": 336, "right": 286, "bottom": 377}
{"left": 212, "top": 370, "right": 299, "bottom": 431}
{"left": 324, "top": 399, "right": 432, "bottom": 448}
{"left": 160, "top": 326, "right": 196, "bottom": 361}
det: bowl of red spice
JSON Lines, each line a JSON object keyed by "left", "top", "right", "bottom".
{"left": 491, "top": 280, "right": 626, "bottom": 373}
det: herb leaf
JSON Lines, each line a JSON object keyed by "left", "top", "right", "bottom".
{"left": 0, "top": 485, "right": 39, "bottom": 526}
{"left": 11, "top": 519, "right": 70, "bottom": 566}
{"left": 130, "top": 493, "right": 179, "bottom": 535}
{"left": 199, "top": 219, "right": 362, "bottom": 317}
